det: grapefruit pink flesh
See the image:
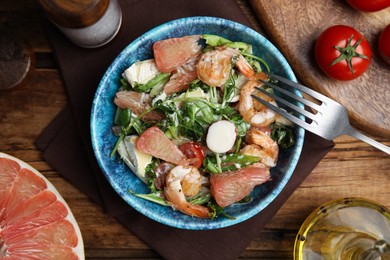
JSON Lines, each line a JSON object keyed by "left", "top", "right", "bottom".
{"left": 136, "top": 126, "right": 187, "bottom": 165}
{"left": 0, "top": 168, "right": 47, "bottom": 223}
{"left": 163, "top": 54, "right": 201, "bottom": 95}
{"left": 0, "top": 154, "right": 84, "bottom": 259}
{"left": 210, "top": 164, "right": 272, "bottom": 207}
{"left": 0, "top": 158, "right": 20, "bottom": 206}
{"left": 153, "top": 35, "right": 202, "bottom": 73}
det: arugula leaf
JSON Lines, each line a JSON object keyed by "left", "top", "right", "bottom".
{"left": 120, "top": 77, "right": 131, "bottom": 91}
{"left": 203, "top": 157, "right": 221, "bottom": 174}
{"left": 189, "top": 79, "right": 210, "bottom": 92}
{"left": 110, "top": 107, "right": 153, "bottom": 157}
{"left": 202, "top": 34, "right": 232, "bottom": 46}
{"left": 144, "top": 158, "right": 160, "bottom": 192}
{"left": 114, "top": 107, "right": 122, "bottom": 126}
{"left": 270, "top": 123, "right": 295, "bottom": 149}
{"left": 202, "top": 34, "right": 251, "bottom": 51}
{"left": 207, "top": 200, "right": 236, "bottom": 220}
{"left": 133, "top": 72, "right": 170, "bottom": 93}
{"left": 120, "top": 108, "right": 131, "bottom": 127}
{"left": 229, "top": 114, "right": 251, "bottom": 137}
{"left": 186, "top": 187, "right": 211, "bottom": 205}
{"left": 183, "top": 100, "right": 216, "bottom": 125}
{"left": 221, "top": 68, "right": 236, "bottom": 106}
{"left": 241, "top": 51, "right": 270, "bottom": 73}
{"left": 129, "top": 190, "right": 168, "bottom": 206}
{"left": 181, "top": 119, "right": 206, "bottom": 141}
{"left": 203, "top": 153, "right": 260, "bottom": 173}
{"left": 178, "top": 100, "right": 220, "bottom": 140}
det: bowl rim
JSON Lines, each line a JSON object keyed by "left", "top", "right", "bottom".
{"left": 91, "top": 16, "right": 305, "bottom": 230}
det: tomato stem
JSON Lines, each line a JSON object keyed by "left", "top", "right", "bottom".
{"left": 329, "top": 34, "right": 369, "bottom": 75}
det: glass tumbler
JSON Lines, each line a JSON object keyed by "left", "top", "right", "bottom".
{"left": 0, "top": 27, "right": 32, "bottom": 90}
{"left": 37, "top": 0, "right": 122, "bottom": 48}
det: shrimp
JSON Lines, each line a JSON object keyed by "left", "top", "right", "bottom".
{"left": 238, "top": 76, "right": 277, "bottom": 128}
{"left": 164, "top": 165, "right": 210, "bottom": 218}
{"left": 197, "top": 47, "right": 256, "bottom": 87}
{"left": 235, "top": 54, "right": 257, "bottom": 80}
{"left": 240, "top": 127, "right": 279, "bottom": 167}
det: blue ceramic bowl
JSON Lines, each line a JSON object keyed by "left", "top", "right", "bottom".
{"left": 91, "top": 16, "right": 305, "bottom": 230}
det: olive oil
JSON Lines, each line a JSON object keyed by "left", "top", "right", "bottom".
{"left": 294, "top": 198, "right": 390, "bottom": 260}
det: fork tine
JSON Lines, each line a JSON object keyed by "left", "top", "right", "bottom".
{"left": 263, "top": 71, "right": 333, "bottom": 103}
{"left": 254, "top": 86, "right": 318, "bottom": 122}
{"left": 258, "top": 72, "right": 390, "bottom": 155}
{"left": 251, "top": 94, "right": 314, "bottom": 132}
{"left": 258, "top": 79, "right": 321, "bottom": 112}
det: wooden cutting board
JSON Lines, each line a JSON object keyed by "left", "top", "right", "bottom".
{"left": 249, "top": 0, "right": 390, "bottom": 138}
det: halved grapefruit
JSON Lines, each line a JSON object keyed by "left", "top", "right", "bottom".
{"left": 0, "top": 152, "right": 84, "bottom": 259}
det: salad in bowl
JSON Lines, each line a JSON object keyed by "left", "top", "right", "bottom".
{"left": 91, "top": 17, "right": 304, "bottom": 229}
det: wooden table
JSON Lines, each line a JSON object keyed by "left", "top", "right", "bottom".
{"left": 1, "top": 1, "right": 389, "bottom": 259}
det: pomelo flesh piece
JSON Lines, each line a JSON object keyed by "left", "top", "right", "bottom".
{"left": 210, "top": 164, "right": 271, "bottom": 207}
{"left": 3, "top": 190, "right": 57, "bottom": 227}
{"left": 0, "top": 168, "right": 47, "bottom": 222}
{"left": 0, "top": 153, "right": 84, "bottom": 259}
{"left": 0, "top": 158, "right": 20, "bottom": 205}
{"left": 153, "top": 35, "right": 202, "bottom": 73}
{"left": 136, "top": 126, "right": 187, "bottom": 165}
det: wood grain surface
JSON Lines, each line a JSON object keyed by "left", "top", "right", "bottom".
{"left": 1, "top": 0, "right": 389, "bottom": 259}
{"left": 250, "top": 0, "right": 390, "bottom": 138}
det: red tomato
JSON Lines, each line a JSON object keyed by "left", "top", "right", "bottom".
{"left": 315, "top": 25, "right": 372, "bottom": 81}
{"left": 346, "top": 0, "right": 390, "bottom": 12}
{"left": 179, "top": 142, "right": 205, "bottom": 168}
{"left": 379, "top": 24, "right": 390, "bottom": 65}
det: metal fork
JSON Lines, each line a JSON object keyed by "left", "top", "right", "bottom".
{"left": 252, "top": 72, "right": 390, "bottom": 155}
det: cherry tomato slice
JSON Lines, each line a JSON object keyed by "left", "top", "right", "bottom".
{"left": 179, "top": 142, "right": 205, "bottom": 168}
{"left": 379, "top": 24, "right": 390, "bottom": 65}
{"left": 315, "top": 25, "right": 372, "bottom": 81}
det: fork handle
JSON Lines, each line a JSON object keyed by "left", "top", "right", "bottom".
{"left": 347, "top": 127, "right": 390, "bottom": 155}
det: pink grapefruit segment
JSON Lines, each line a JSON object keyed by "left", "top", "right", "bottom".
{"left": 0, "top": 168, "right": 47, "bottom": 222}
{"left": 0, "top": 158, "right": 20, "bottom": 206}
{"left": 6, "top": 219, "right": 78, "bottom": 248}
{"left": 2, "top": 200, "right": 68, "bottom": 239}
{"left": 4, "top": 190, "right": 57, "bottom": 227}
{"left": 210, "top": 164, "right": 272, "bottom": 207}
{"left": 136, "top": 126, "right": 187, "bottom": 165}
{"left": 153, "top": 35, "right": 202, "bottom": 73}
{"left": 163, "top": 54, "right": 201, "bottom": 95}
{"left": 0, "top": 153, "right": 84, "bottom": 260}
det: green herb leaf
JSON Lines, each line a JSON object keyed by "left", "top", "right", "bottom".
{"left": 208, "top": 200, "right": 236, "bottom": 220}
{"left": 120, "top": 77, "right": 131, "bottom": 90}
{"left": 187, "top": 187, "right": 211, "bottom": 205}
{"left": 221, "top": 68, "right": 236, "bottom": 106}
{"left": 202, "top": 34, "right": 251, "bottom": 51}
{"left": 270, "top": 123, "right": 295, "bottom": 149}
{"left": 129, "top": 190, "right": 168, "bottom": 206}
{"left": 134, "top": 73, "right": 170, "bottom": 93}
{"left": 203, "top": 153, "right": 260, "bottom": 173}
{"left": 241, "top": 51, "right": 270, "bottom": 73}
{"left": 120, "top": 108, "right": 131, "bottom": 127}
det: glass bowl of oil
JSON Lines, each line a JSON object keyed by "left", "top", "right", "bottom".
{"left": 294, "top": 197, "right": 390, "bottom": 260}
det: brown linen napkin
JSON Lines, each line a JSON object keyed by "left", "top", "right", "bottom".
{"left": 35, "top": 0, "right": 335, "bottom": 259}
{"left": 36, "top": 107, "right": 334, "bottom": 260}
